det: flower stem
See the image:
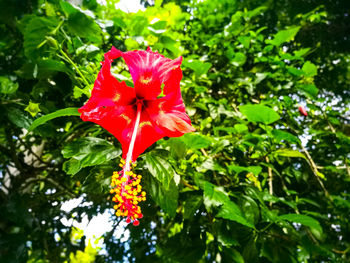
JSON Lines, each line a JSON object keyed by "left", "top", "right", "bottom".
{"left": 59, "top": 49, "right": 91, "bottom": 87}
{"left": 124, "top": 102, "right": 142, "bottom": 174}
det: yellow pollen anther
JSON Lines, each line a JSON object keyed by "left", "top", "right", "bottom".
{"left": 111, "top": 155, "right": 145, "bottom": 224}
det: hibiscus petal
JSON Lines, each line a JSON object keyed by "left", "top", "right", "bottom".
{"left": 89, "top": 48, "right": 135, "bottom": 106}
{"left": 145, "top": 68, "right": 195, "bottom": 137}
{"left": 81, "top": 104, "right": 136, "bottom": 156}
{"left": 79, "top": 47, "right": 138, "bottom": 156}
{"left": 116, "top": 48, "right": 182, "bottom": 100}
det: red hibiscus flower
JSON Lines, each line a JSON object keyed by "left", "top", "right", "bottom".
{"left": 299, "top": 106, "right": 308, "bottom": 117}
{"left": 79, "top": 47, "right": 195, "bottom": 225}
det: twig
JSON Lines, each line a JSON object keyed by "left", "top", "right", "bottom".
{"left": 316, "top": 165, "right": 348, "bottom": 170}
{"left": 17, "top": 137, "right": 48, "bottom": 166}
{"left": 266, "top": 156, "right": 273, "bottom": 196}
{"left": 322, "top": 111, "right": 336, "bottom": 133}
{"left": 266, "top": 156, "right": 273, "bottom": 206}
{"left": 23, "top": 176, "right": 76, "bottom": 198}
{"left": 301, "top": 145, "right": 330, "bottom": 198}
{"left": 180, "top": 179, "right": 198, "bottom": 190}
{"left": 201, "top": 148, "right": 208, "bottom": 157}
{"left": 332, "top": 247, "right": 350, "bottom": 254}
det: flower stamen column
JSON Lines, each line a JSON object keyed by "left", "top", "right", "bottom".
{"left": 110, "top": 102, "right": 145, "bottom": 226}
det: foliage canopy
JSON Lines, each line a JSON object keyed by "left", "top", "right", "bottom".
{"left": 0, "top": 0, "right": 350, "bottom": 262}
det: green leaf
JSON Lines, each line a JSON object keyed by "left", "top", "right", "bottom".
{"left": 294, "top": 47, "right": 311, "bottom": 57}
{"left": 15, "top": 60, "right": 72, "bottom": 80}
{"left": 200, "top": 181, "right": 254, "bottom": 228}
{"left": 73, "top": 85, "right": 92, "bottom": 99}
{"left": 166, "top": 138, "right": 187, "bottom": 159}
{"left": 217, "top": 223, "right": 239, "bottom": 247}
{"left": 275, "top": 149, "right": 306, "bottom": 159}
{"left": 217, "top": 201, "right": 255, "bottom": 229}
{"left": 145, "top": 153, "right": 180, "bottom": 189}
{"left": 269, "top": 27, "right": 300, "bottom": 46}
{"left": 27, "top": 108, "right": 80, "bottom": 132}
{"left": 239, "top": 104, "right": 280, "bottom": 124}
{"left": 23, "top": 16, "right": 59, "bottom": 60}
{"left": 147, "top": 174, "right": 178, "bottom": 217}
{"left": 299, "top": 84, "right": 319, "bottom": 99}
{"left": 222, "top": 247, "right": 245, "bottom": 263}
{"left": 200, "top": 181, "right": 230, "bottom": 207}
{"left": 278, "top": 213, "right": 323, "bottom": 233}
{"left": 228, "top": 165, "right": 262, "bottom": 175}
{"left": 183, "top": 195, "right": 203, "bottom": 219}
{"left": 272, "top": 130, "right": 301, "bottom": 144}
{"left": 302, "top": 61, "right": 318, "bottom": 77}
{"left": 183, "top": 59, "right": 212, "bottom": 76}
{"left": 148, "top": 20, "right": 167, "bottom": 31}
{"left": 238, "top": 36, "right": 251, "bottom": 49}
{"left": 62, "top": 137, "right": 121, "bottom": 175}
{"left": 159, "top": 231, "right": 206, "bottom": 263}
{"left": 60, "top": 1, "right": 102, "bottom": 43}
{"left": 36, "top": 59, "right": 72, "bottom": 78}
{"left": 0, "top": 76, "right": 18, "bottom": 94}
{"left": 180, "top": 133, "right": 211, "bottom": 149}
{"left": 7, "top": 108, "right": 33, "bottom": 129}
{"left": 287, "top": 67, "right": 304, "bottom": 77}
{"left": 231, "top": 52, "right": 247, "bottom": 67}
{"left": 234, "top": 124, "right": 249, "bottom": 133}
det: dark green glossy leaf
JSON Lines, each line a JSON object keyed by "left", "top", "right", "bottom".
{"left": 27, "top": 108, "right": 80, "bottom": 132}
{"left": 183, "top": 195, "right": 203, "bottom": 219}
{"left": 180, "top": 133, "right": 211, "bottom": 149}
{"left": 62, "top": 137, "right": 121, "bottom": 175}
{"left": 0, "top": 76, "right": 18, "bottom": 94}
{"left": 200, "top": 181, "right": 254, "bottom": 228}
{"left": 145, "top": 153, "right": 180, "bottom": 189}
{"left": 222, "top": 247, "right": 245, "bottom": 263}
{"left": 147, "top": 174, "right": 178, "bottom": 217}
{"left": 272, "top": 130, "right": 301, "bottom": 144}
{"left": 22, "top": 16, "right": 59, "bottom": 60}
{"left": 299, "top": 84, "right": 319, "bottom": 99}
{"left": 279, "top": 213, "right": 323, "bottom": 233}
{"left": 7, "top": 108, "right": 33, "bottom": 129}
{"left": 60, "top": 1, "right": 102, "bottom": 43}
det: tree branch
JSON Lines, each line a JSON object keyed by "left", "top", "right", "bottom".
{"left": 301, "top": 145, "right": 330, "bottom": 198}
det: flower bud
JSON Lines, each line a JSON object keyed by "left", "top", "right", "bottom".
{"left": 45, "top": 36, "right": 59, "bottom": 49}
{"left": 299, "top": 106, "right": 308, "bottom": 116}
